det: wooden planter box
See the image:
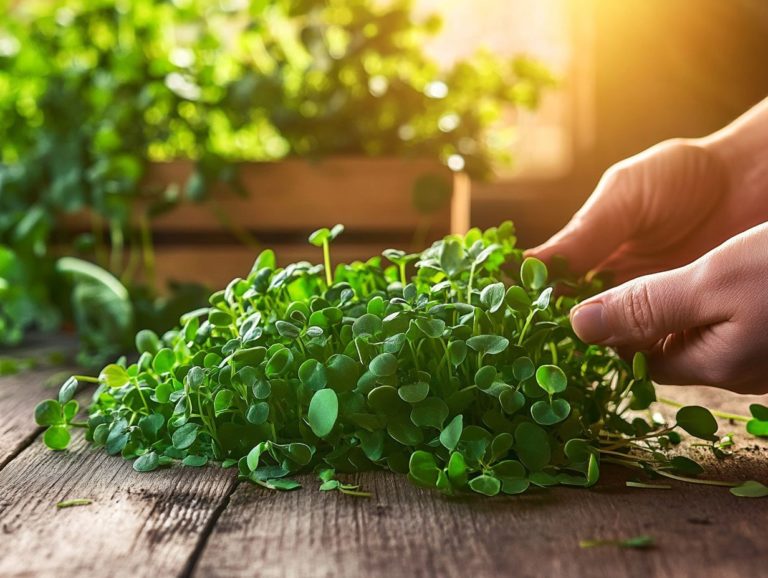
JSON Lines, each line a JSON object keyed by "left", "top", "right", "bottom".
{"left": 64, "top": 158, "right": 471, "bottom": 289}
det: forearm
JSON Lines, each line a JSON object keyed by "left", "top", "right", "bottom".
{"left": 700, "top": 97, "right": 768, "bottom": 182}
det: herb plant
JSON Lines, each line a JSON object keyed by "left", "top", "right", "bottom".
{"left": 33, "top": 223, "right": 766, "bottom": 497}
{"left": 0, "top": 0, "right": 553, "bottom": 357}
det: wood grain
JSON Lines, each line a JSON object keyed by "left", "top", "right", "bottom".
{"left": 0, "top": 434, "right": 236, "bottom": 578}
{"left": 194, "top": 386, "right": 768, "bottom": 578}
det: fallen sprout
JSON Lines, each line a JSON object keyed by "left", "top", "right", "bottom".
{"left": 56, "top": 499, "right": 93, "bottom": 509}
{"left": 579, "top": 535, "right": 655, "bottom": 549}
{"left": 32, "top": 223, "right": 768, "bottom": 497}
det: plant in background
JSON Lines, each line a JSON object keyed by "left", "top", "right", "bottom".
{"left": 34, "top": 223, "right": 768, "bottom": 498}
{"left": 0, "top": 0, "right": 554, "bottom": 359}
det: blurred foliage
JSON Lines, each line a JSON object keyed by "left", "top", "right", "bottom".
{"left": 0, "top": 0, "right": 554, "bottom": 361}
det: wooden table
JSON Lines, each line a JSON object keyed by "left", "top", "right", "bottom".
{"left": 1, "top": 342, "right": 767, "bottom": 578}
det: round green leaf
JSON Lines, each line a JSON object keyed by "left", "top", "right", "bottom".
{"left": 469, "top": 475, "right": 501, "bottom": 496}
{"left": 299, "top": 359, "right": 327, "bottom": 391}
{"left": 153, "top": 349, "right": 176, "bottom": 374}
{"left": 410, "top": 398, "right": 449, "bottom": 429}
{"left": 308, "top": 389, "right": 338, "bottom": 438}
{"left": 136, "top": 329, "right": 161, "bottom": 355}
{"left": 535, "top": 364, "right": 567, "bottom": 394}
{"left": 514, "top": 421, "right": 551, "bottom": 471}
{"left": 172, "top": 423, "right": 199, "bottom": 450}
{"left": 530, "top": 399, "right": 571, "bottom": 425}
{"left": 369, "top": 353, "right": 398, "bottom": 377}
{"left": 676, "top": 406, "right": 718, "bottom": 440}
{"left": 505, "top": 286, "right": 531, "bottom": 312}
{"left": 466, "top": 335, "right": 509, "bottom": 356}
{"left": 730, "top": 480, "right": 768, "bottom": 498}
{"left": 398, "top": 382, "right": 430, "bottom": 403}
{"left": 632, "top": 352, "right": 648, "bottom": 380}
{"left": 480, "top": 282, "right": 506, "bottom": 313}
{"left": 133, "top": 452, "right": 160, "bottom": 473}
{"left": 99, "top": 364, "right": 130, "bottom": 389}
{"left": 35, "top": 399, "right": 63, "bottom": 426}
{"left": 520, "top": 257, "right": 548, "bottom": 290}
{"left": 440, "top": 414, "right": 463, "bottom": 451}
{"left": 44, "top": 425, "right": 71, "bottom": 450}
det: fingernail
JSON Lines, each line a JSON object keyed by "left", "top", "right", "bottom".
{"left": 571, "top": 302, "right": 611, "bottom": 343}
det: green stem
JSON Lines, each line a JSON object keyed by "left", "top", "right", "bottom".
{"left": 73, "top": 375, "right": 99, "bottom": 384}
{"left": 323, "top": 240, "right": 332, "bottom": 286}
{"left": 399, "top": 263, "right": 406, "bottom": 286}
{"left": 466, "top": 262, "right": 477, "bottom": 303}
{"left": 652, "top": 468, "right": 736, "bottom": 488}
{"left": 517, "top": 310, "right": 536, "bottom": 346}
{"left": 658, "top": 397, "right": 750, "bottom": 423}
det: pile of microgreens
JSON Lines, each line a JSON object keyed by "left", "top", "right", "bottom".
{"left": 34, "top": 223, "right": 768, "bottom": 497}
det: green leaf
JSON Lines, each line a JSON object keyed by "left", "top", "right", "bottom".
{"left": 535, "top": 364, "right": 567, "bottom": 394}
{"left": 99, "top": 364, "right": 130, "bottom": 388}
{"left": 505, "top": 286, "right": 531, "bottom": 311}
{"left": 58, "top": 376, "right": 78, "bottom": 404}
{"left": 172, "top": 423, "right": 199, "bottom": 450}
{"left": 35, "top": 399, "right": 62, "bottom": 426}
{"left": 136, "top": 329, "right": 161, "bottom": 355}
{"left": 298, "top": 359, "right": 327, "bottom": 391}
{"left": 532, "top": 287, "right": 552, "bottom": 310}
{"left": 511, "top": 357, "right": 535, "bottom": 381}
{"left": 408, "top": 450, "right": 440, "bottom": 486}
{"left": 749, "top": 404, "right": 768, "bottom": 422}
{"left": 676, "top": 406, "right": 718, "bottom": 440}
{"left": 398, "top": 382, "right": 430, "bottom": 403}
{"left": 514, "top": 421, "right": 550, "bottom": 471}
{"left": 480, "top": 282, "right": 505, "bottom": 313}
{"left": 133, "top": 452, "right": 160, "bottom": 473}
{"left": 440, "top": 239, "right": 465, "bottom": 277}
{"left": 466, "top": 335, "right": 509, "bottom": 356}
{"left": 410, "top": 398, "right": 449, "bottom": 429}
{"left": 447, "top": 341, "right": 467, "bottom": 366}
{"left": 530, "top": 399, "right": 570, "bottom": 425}
{"left": 632, "top": 352, "right": 648, "bottom": 380}
{"left": 153, "top": 349, "right": 176, "bottom": 374}
{"left": 520, "top": 257, "right": 548, "bottom": 290}
{"left": 139, "top": 414, "right": 164, "bottom": 440}
{"left": 183, "top": 455, "right": 209, "bottom": 467}
{"left": 308, "top": 389, "right": 338, "bottom": 437}
{"left": 729, "top": 480, "right": 768, "bottom": 498}
{"left": 308, "top": 228, "right": 330, "bottom": 246}
{"left": 43, "top": 425, "right": 71, "bottom": 450}
{"left": 746, "top": 419, "right": 768, "bottom": 438}
{"left": 246, "top": 402, "right": 270, "bottom": 425}
{"left": 265, "top": 478, "right": 302, "bottom": 491}
{"left": 369, "top": 353, "right": 398, "bottom": 377}
{"left": 439, "top": 415, "right": 463, "bottom": 451}
{"left": 468, "top": 475, "right": 501, "bottom": 496}
{"left": 214, "top": 390, "right": 234, "bottom": 415}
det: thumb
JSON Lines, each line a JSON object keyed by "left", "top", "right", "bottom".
{"left": 525, "top": 166, "right": 638, "bottom": 275}
{"left": 569, "top": 264, "right": 719, "bottom": 349}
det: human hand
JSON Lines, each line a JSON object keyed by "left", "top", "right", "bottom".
{"left": 527, "top": 99, "right": 768, "bottom": 284}
{"left": 568, "top": 223, "right": 768, "bottom": 394}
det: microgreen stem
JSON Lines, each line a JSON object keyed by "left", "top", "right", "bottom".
{"left": 73, "top": 375, "right": 99, "bottom": 384}
{"left": 466, "top": 261, "right": 477, "bottom": 303}
{"left": 517, "top": 310, "right": 536, "bottom": 346}
{"left": 322, "top": 240, "right": 332, "bottom": 286}
{"left": 651, "top": 469, "right": 736, "bottom": 488}
{"left": 658, "top": 397, "right": 750, "bottom": 423}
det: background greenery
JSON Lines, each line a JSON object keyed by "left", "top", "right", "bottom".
{"left": 0, "top": 0, "right": 554, "bottom": 364}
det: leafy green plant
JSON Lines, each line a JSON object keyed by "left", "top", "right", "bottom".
{"left": 33, "top": 222, "right": 768, "bottom": 497}
{"left": 1, "top": 0, "right": 553, "bottom": 356}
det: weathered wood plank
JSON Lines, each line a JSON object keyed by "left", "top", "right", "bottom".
{"left": 194, "top": 386, "right": 768, "bottom": 578}
{"left": 0, "top": 434, "right": 237, "bottom": 578}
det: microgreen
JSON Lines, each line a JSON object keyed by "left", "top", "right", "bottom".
{"left": 579, "top": 535, "right": 655, "bottom": 549}
{"left": 56, "top": 499, "right": 93, "bottom": 509}
{"left": 32, "top": 222, "right": 767, "bottom": 498}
